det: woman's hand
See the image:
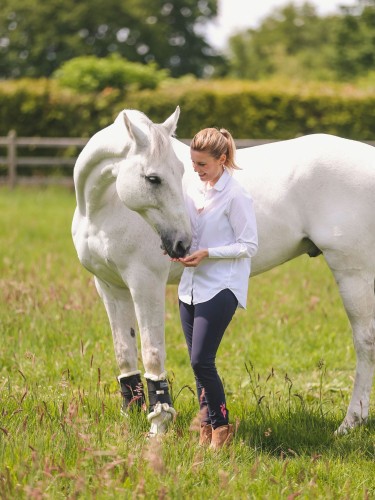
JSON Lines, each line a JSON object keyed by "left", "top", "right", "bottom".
{"left": 171, "top": 249, "right": 208, "bottom": 267}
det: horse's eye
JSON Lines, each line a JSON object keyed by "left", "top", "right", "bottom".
{"left": 145, "top": 175, "right": 161, "bottom": 185}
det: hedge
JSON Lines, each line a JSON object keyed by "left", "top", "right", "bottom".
{"left": 0, "top": 78, "right": 374, "bottom": 140}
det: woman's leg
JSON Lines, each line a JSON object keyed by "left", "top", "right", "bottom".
{"left": 179, "top": 300, "right": 211, "bottom": 425}
{"left": 190, "top": 289, "right": 238, "bottom": 429}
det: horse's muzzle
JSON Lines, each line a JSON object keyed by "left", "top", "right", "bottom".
{"left": 161, "top": 233, "right": 190, "bottom": 259}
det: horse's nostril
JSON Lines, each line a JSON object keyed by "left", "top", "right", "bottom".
{"left": 175, "top": 241, "right": 188, "bottom": 258}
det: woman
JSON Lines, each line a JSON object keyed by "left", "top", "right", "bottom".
{"left": 174, "top": 127, "right": 258, "bottom": 450}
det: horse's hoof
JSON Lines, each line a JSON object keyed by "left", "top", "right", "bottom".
{"left": 147, "top": 402, "right": 176, "bottom": 437}
{"left": 334, "top": 414, "right": 367, "bottom": 435}
{"left": 334, "top": 424, "right": 349, "bottom": 436}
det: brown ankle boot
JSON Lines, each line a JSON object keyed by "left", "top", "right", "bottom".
{"left": 199, "top": 424, "right": 212, "bottom": 446}
{"left": 210, "top": 424, "right": 234, "bottom": 450}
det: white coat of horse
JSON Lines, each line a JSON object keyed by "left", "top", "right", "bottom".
{"left": 73, "top": 108, "right": 375, "bottom": 436}
{"left": 72, "top": 108, "right": 191, "bottom": 435}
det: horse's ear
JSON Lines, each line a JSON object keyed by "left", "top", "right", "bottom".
{"left": 123, "top": 112, "right": 148, "bottom": 151}
{"left": 162, "top": 106, "right": 180, "bottom": 136}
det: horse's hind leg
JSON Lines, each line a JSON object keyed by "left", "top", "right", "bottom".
{"left": 329, "top": 268, "right": 375, "bottom": 434}
{"left": 94, "top": 277, "right": 146, "bottom": 413}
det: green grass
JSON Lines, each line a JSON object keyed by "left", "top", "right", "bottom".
{"left": 0, "top": 187, "right": 374, "bottom": 499}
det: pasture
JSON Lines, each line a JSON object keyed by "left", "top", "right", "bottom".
{"left": 0, "top": 187, "right": 374, "bottom": 498}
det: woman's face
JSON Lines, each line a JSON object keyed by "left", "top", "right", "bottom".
{"left": 191, "top": 149, "right": 226, "bottom": 186}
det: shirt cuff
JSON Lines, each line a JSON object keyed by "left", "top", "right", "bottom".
{"left": 208, "top": 243, "right": 251, "bottom": 258}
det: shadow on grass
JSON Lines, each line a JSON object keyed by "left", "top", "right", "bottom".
{"left": 237, "top": 409, "right": 375, "bottom": 458}
{"left": 229, "top": 359, "right": 375, "bottom": 458}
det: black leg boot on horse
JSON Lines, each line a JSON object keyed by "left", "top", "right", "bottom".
{"left": 146, "top": 378, "right": 176, "bottom": 437}
{"left": 118, "top": 373, "right": 146, "bottom": 414}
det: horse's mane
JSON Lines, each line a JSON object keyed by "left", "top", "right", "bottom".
{"left": 74, "top": 110, "right": 171, "bottom": 216}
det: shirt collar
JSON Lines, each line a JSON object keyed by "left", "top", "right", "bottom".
{"left": 211, "top": 168, "right": 231, "bottom": 192}
{"left": 199, "top": 169, "right": 231, "bottom": 194}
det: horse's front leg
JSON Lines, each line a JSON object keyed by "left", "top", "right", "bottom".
{"left": 94, "top": 277, "right": 146, "bottom": 413}
{"left": 329, "top": 268, "right": 375, "bottom": 434}
{"left": 129, "top": 275, "right": 176, "bottom": 436}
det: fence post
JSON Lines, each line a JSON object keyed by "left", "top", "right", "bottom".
{"left": 7, "top": 130, "right": 17, "bottom": 188}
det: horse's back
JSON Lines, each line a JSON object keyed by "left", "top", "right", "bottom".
{"left": 235, "top": 134, "right": 375, "bottom": 212}
{"left": 234, "top": 134, "right": 375, "bottom": 273}
{"left": 236, "top": 134, "right": 374, "bottom": 181}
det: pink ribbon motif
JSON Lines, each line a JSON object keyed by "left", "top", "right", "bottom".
{"left": 220, "top": 403, "right": 227, "bottom": 419}
{"left": 200, "top": 388, "right": 206, "bottom": 404}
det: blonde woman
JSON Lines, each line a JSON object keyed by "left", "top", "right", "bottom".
{"left": 174, "top": 128, "right": 258, "bottom": 449}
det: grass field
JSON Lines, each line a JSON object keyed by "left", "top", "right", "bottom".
{"left": 0, "top": 187, "right": 374, "bottom": 499}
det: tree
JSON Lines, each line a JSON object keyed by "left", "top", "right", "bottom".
{"left": 54, "top": 54, "right": 169, "bottom": 92}
{"left": 227, "top": 2, "right": 336, "bottom": 80}
{"left": 331, "top": 0, "right": 375, "bottom": 79}
{"left": 0, "top": 0, "right": 223, "bottom": 78}
{"left": 226, "top": 1, "right": 375, "bottom": 81}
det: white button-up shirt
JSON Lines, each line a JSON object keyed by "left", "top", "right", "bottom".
{"left": 178, "top": 169, "right": 258, "bottom": 308}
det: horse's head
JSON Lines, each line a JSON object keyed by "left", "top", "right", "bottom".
{"left": 115, "top": 107, "right": 191, "bottom": 259}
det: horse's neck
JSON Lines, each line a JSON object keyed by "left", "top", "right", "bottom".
{"left": 74, "top": 121, "right": 131, "bottom": 217}
{"left": 83, "top": 161, "right": 122, "bottom": 218}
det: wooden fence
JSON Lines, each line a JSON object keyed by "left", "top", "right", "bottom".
{"left": 0, "top": 132, "right": 279, "bottom": 188}
{"left": 1, "top": 131, "right": 373, "bottom": 188}
{"left": 0, "top": 132, "right": 88, "bottom": 188}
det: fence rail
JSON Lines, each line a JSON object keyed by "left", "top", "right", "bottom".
{"left": 0, "top": 132, "right": 89, "bottom": 188}
{"left": 1, "top": 131, "right": 374, "bottom": 188}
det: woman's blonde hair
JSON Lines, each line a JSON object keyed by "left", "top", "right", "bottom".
{"left": 190, "top": 128, "right": 240, "bottom": 171}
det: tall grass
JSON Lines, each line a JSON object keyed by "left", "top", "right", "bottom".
{"left": 0, "top": 187, "right": 374, "bottom": 498}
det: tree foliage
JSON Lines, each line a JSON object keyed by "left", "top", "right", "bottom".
{"left": 227, "top": 0, "right": 375, "bottom": 81}
{"left": 53, "top": 55, "right": 169, "bottom": 93}
{"left": 331, "top": 0, "right": 375, "bottom": 79}
{"left": 0, "top": 0, "right": 223, "bottom": 78}
{"left": 1, "top": 0, "right": 373, "bottom": 84}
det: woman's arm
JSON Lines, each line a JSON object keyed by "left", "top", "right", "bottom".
{"left": 173, "top": 191, "right": 258, "bottom": 268}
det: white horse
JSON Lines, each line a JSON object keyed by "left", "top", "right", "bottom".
{"left": 73, "top": 108, "right": 375, "bottom": 436}
{"left": 72, "top": 108, "right": 191, "bottom": 435}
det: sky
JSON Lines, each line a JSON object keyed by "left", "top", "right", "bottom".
{"left": 206, "top": 0, "right": 356, "bottom": 49}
